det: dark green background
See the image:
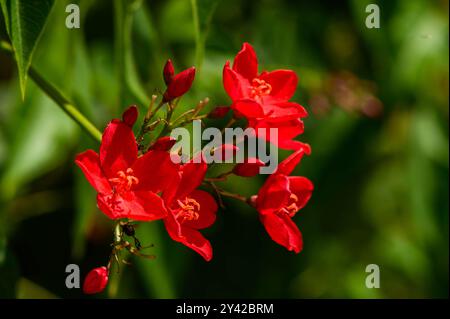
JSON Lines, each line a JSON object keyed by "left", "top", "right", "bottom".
{"left": 0, "top": 0, "right": 448, "bottom": 298}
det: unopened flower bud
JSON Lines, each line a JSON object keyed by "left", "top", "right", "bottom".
{"left": 163, "top": 59, "right": 175, "bottom": 85}
{"left": 122, "top": 105, "right": 138, "bottom": 127}
{"left": 208, "top": 106, "right": 230, "bottom": 119}
{"left": 212, "top": 144, "right": 239, "bottom": 161}
{"left": 149, "top": 136, "right": 177, "bottom": 151}
{"left": 83, "top": 266, "right": 109, "bottom": 295}
{"left": 233, "top": 158, "right": 265, "bottom": 177}
{"left": 163, "top": 67, "right": 196, "bottom": 102}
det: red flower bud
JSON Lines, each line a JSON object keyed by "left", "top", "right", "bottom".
{"left": 83, "top": 266, "right": 109, "bottom": 295}
{"left": 208, "top": 106, "right": 230, "bottom": 119}
{"left": 163, "top": 59, "right": 175, "bottom": 85}
{"left": 149, "top": 136, "right": 177, "bottom": 151}
{"left": 233, "top": 158, "right": 265, "bottom": 177}
{"left": 122, "top": 105, "right": 138, "bottom": 127}
{"left": 212, "top": 144, "right": 239, "bottom": 161}
{"left": 163, "top": 67, "right": 195, "bottom": 102}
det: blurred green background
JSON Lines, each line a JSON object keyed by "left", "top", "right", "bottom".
{"left": 0, "top": 0, "right": 448, "bottom": 298}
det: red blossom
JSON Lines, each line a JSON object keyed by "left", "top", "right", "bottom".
{"left": 162, "top": 160, "right": 217, "bottom": 261}
{"left": 83, "top": 266, "right": 108, "bottom": 294}
{"left": 255, "top": 147, "right": 313, "bottom": 253}
{"left": 75, "top": 110, "right": 179, "bottom": 221}
{"left": 223, "top": 43, "right": 308, "bottom": 150}
{"left": 163, "top": 62, "right": 196, "bottom": 102}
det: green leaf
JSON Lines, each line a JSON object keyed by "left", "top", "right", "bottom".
{"left": 0, "top": 0, "right": 55, "bottom": 98}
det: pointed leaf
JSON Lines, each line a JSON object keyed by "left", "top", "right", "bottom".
{"left": 0, "top": 0, "right": 55, "bottom": 98}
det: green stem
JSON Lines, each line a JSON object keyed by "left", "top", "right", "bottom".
{"left": 205, "top": 170, "right": 232, "bottom": 182}
{"left": 148, "top": 103, "right": 174, "bottom": 150}
{"left": 114, "top": 221, "right": 122, "bottom": 244}
{"left": 114, "top": 0, "right": 150, "bottom": 109}
{"left": 0, "top": 40, "right": 102, "bottom": 142}
{"left": 221, "top": 117, "right": 236, "bottom": 134}
{"left": 108, "top": 221, "right": 123, "bottom": 298}
{"left": 217, "top": 189, "right": 247, "bottom": 203}
{"left": 190, "top": 0, "right": 203, "bottom": 71}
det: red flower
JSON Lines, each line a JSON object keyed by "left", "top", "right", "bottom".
{"left": 254, "top": 146, "right": 313, "bottom": 253}
{"left": 163, "top": 60, "right": 196, "bottom": 102}
{"left": 83, "top": 266, "right": 108, "bottom": 294}
{"left": 75, "top": 110, "right": 179, "bottom": 221}
{"left": 162, "top": 161, "right": 217, "bottom": 261}
{"left": 223, "top": 43, "right": 304, "bottom": 118}
{"left": 223, "top": 43, "right": 308, "bottom": 150}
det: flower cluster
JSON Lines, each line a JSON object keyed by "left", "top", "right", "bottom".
{"left": 76, "top": 43, "right": 313, "bottom": 295}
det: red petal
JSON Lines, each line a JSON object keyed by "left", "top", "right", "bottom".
{"left": 75, "top": 150, "right": 111, "bottom": 194}
{"left": 223, "top": 62, "right": 250, "bottom": 101}
{"left": 288, "top": 176, "right": 313, "bottom": 211}
{"left": 122, "top": 105, "right": 138, "bottom": 127}
{"left": 256, "top": 174, "right": 290, "bottom": 215}
{"left": 164, "top": 213, "right": 213, "bottom": 261}
{"left": 97, "top": 191, "right": 167, "bottom": 221}
{"left": 183, "top": 190, "right": 217, "bottom": 229}
{"left": 259, "top": 213, "right": 303, "bottom": 253}
{"left": 175, "top": 161, "right": 207, "bottom": 201}
{"left": 232, "top": 42, "right": 258, "bottom": 80}
{"left": 276, "top": 147, "right": 307, "bottom": 175}
{"left": 260, "top": 70, "right": 298, "bottom": 101}
{"left": 263, "top": 101, "right": 308, "bottom": 120}
{"left": 132, "top": 150, "right": 179, "bottom": 193}
{"left": 278, "top": 140, "right": 311, "bottom": 152}
{"left": 83, "top": 266, "right": 109, "bottom": 294}
{"left": 251, "top": 118, "right": 305, "bottom": 151}
{"left": 233, "top": 158, "right": 265, "bottom": 177}
{"left": 127, "top": 191, "right": 168, "bottom": 221}
{"left": 164, "top": 67, "right": 195, "bottom": 101}
{"left": 232, "top": 99, "right": 265, "bottom": 118}
{"left": 100, "top": 120, "right": 138, "bottom": 178}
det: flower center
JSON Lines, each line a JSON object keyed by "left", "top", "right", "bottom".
{"left": 108, "top": 168, "right": 139, "bottom": 194}
{"left": 176, "top": 197, "right": 201, "bottom": 223}
{"left": 249, "top": 78, "right": 272, "bottom": 98}
{"left": 277, "top": 193, "right": 299, "bottom": 218}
